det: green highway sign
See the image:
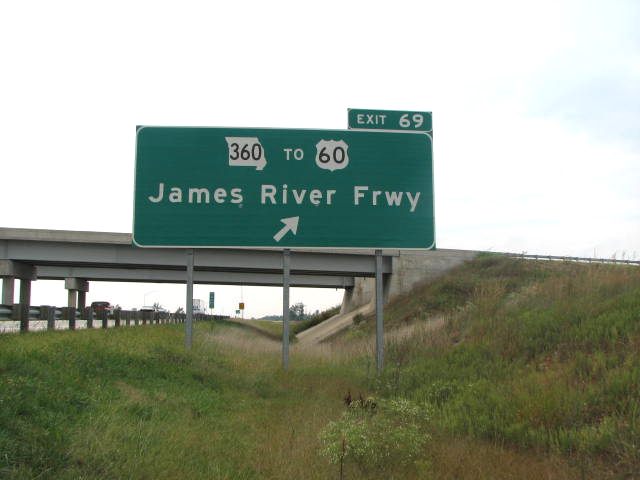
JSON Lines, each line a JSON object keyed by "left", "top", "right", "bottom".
{"left": 348, "top": 108, "right": 432, "bottom": 132}
{"left": 134, "top": 126, "right": 434, "bottom": 249}
{"left": 209, "top": 292, "right": 215, "bottom": 309}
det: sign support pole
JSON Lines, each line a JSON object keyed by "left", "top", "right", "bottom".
{"left": 375, "top": 249, "right": 384, "bottom": 374}
{"left": 185, "top": 249, "right": 194, "bottom": 349}
{"left": 282, "top": 249, "right": 291, "bottom": 370}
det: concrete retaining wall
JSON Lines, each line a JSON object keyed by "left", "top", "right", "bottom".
{"left": 341, "top": 249, "right": 479, "bottom": 313}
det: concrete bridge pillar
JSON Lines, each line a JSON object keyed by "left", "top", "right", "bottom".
{"left": 0, "top": 260, "right": 36, "bottom": 332}
{"left": 19, "top": 279, "right": 31, "bottom": 333}
{"left": 1, "top": 277, "right": 14, "bottom": 305}
{"left": 67, "top": 290, "right": 77, "bottom": 310}
{"left": 65, "top": 278, "right": 88, "bottom": 330}
{"left": 78, "top": 291, "right": 86, "bottom": 311}
{"left": 64, "top": 278, "right": 89, "bottom": 308}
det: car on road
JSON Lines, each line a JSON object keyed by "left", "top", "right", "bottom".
{"left": 140, "top": 305, "right": 168, "bottom": 313}
{"left": 91, "top": 301, "right": 113, "bottom": 313}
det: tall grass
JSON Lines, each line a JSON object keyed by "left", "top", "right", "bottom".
{"left": 371, "top": 257, "right": 640, "bottom": 477}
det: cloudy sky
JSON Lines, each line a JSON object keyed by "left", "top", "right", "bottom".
{"left": 1, "top": 0, "right": 638, "bottom": 317}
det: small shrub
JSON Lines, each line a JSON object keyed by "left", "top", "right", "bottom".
{"left": 319, "top": 397, "right": 431, "bottom": 475}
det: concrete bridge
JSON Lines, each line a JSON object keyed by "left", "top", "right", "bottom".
{"left": 1, "top": 227, "right": 476, "bottom": 333}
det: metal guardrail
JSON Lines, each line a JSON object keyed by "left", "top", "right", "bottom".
{"left": 0, "top": 305, "right": 11, "bottom": 320}
{"left": 0, "top": 305, "right": 61, "bottom": 321}
{"left": 502, "top": 252, "right": 639, "bottom": 266}
{"left": 0, "top": 304, "right": 228, "bottom": 333}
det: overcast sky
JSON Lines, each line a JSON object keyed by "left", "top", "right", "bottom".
{"left": 1, "top": 0, "right": 638, "bottom": 317}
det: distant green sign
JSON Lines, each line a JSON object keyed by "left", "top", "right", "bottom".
{"left": 348, "top": 109, "right": 432, "bottom": 132}
{"left": 134, "top": 126, "right": 434, "bottom": 249}
{"left": 209, "top": 292, "right": 215, "bottom": 309}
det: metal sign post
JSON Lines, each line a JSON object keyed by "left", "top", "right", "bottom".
{"left": 185, "top": 249, "right": 194, "bottom": 349}
{"left": 375, "top": 249, "right": 384, "bottom": 373}
{"left": 282, "top": 249, "right": 291, "bottom": 370}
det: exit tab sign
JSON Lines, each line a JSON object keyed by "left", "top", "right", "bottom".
{"left": 348, "top": 109, "right": 432, "bottom": 132}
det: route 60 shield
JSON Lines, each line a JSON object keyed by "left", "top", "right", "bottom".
{"left": 315, "top": 140, "right": 349, "bottom": 172}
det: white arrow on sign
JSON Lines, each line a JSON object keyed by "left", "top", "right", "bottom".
{"left": 273, "top": 216, "right": 299, "bottom": 242}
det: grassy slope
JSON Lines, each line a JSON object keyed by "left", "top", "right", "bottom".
{"left": 359, "top": 255, "right": 640, "bottom": 477}
{"left": 0, "top": 324, "right": 364, "bottom": 479}
{"left": 1, "top": 256, "right": 638, "bottom": 479}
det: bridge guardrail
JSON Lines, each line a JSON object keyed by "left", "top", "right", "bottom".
{"left": 502, "top": 252, "right": 639, "bottom": 266}
{"left": 0, "top": 304, "right": 228, "bottom": 333}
